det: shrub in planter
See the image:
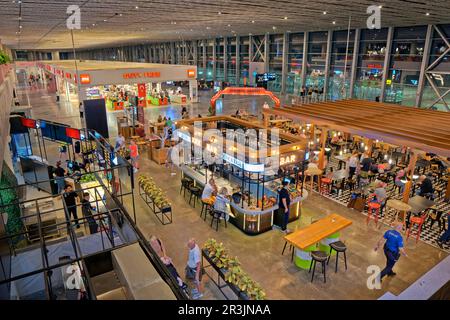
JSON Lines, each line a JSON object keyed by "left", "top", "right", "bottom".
{"left": 0, "top": 51, "right": 11, "bottom": 65}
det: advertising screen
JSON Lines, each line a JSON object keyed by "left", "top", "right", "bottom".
{"left": 20, "top": 118, "right": 37, "bottom": 129}
{"left": 65, "top": 127, "right": 81, "bottom": 140}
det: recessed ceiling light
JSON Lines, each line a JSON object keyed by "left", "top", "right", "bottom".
{"left": 284, "top": 16, "right": 288, "bottom": 20}
{"left": 378, "top": 5, "right": 383, "bottom": 8}
{"left": 323, "top": 11, "right": 327, "bottom": 15}
{"left": 425, "top": 12, "right": 430, "bottom": 16}
{"left": 19, "top": 25, "right": 22, "bottom": 28}
{"left": 218, "top": 11, "right": 222, "bottom": 15}
{"left": 251, "top": 20, "right": 255, "bottom": 23}
{"left": 190, "top": 29, "right": 193, "bottom": 31}
{"left": 206, "top": 26, "right": 211, "bottom": 29}
{"left": 104, "top": 19, "right": 107, "bottom": 22}
{"left": 92, "top": 23, "right": 95, "bottom": 26}
{"left": 119, "top": 13, "right": 123, "bottom": 16}
{"left": 332, "top": 21, "right": 336, "bottom": 24}
{"left": 227, "top": 24, "right": 231, "bottom": 27}
{"left": 272, "top": 26, "right": 277, "bottom": 30}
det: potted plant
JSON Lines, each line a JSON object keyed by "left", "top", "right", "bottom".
{"left": 0, "top": 51, "right": 11, "bottom": 65}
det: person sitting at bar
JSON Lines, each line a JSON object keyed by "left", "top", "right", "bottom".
{"left": 201, "top": 178, "right": 217, "bottom": 205}
{"left": 214, "top": 187, "right": 231, "bottom": 221}
{"left": 374, "top": 182, "right": 388, "bottom": 217}
{"left": 394, "top": 169, "right": 406, "bottom": 193}
{"left": 417, "top": 174, "right": 434, "bottom": 199}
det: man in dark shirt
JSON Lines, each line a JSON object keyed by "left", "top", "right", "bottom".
{"left": 361, "top": 156, "right": 373, "bottom": 172}
{"left": 54, "top": 161, "right": 66, "bottom": 194}
{"left": 278, "top": 180, "right": 291, "bottom": 233}
{"left": 418, "top": 174, "right": 434, "bottom": 198}
{"left": 63, "top": 185, "right": 80, "bottom": 228}
{"left": 81, "top": 192, "right": 98, "bottom": 234}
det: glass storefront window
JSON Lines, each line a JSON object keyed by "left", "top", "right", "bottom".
{"left": 268, "top": 35, "right": 283, "bottom": 92}
{"left": 305, "top": 32, "right": 328, "bottom": 91}
{"left": 286, "top": 33, "right": 304, "bottom": 94}
{"left": 240, "top": 38, "right": 250, "bottom": 86}
{"left": 329, "top": 30, "right": 355, "bottom": 100}
{"left": 354, "top": 28, "right": 388, "bottom": 101}
{"left": 227, "top": 37, "right": 237, "bottom": 84}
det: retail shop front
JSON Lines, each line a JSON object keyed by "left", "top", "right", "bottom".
{"left": 36, "top": 60, "right": 198, "bottom": 111}
{"left": 175, "top": 116, "right": 309, "bottom": 235}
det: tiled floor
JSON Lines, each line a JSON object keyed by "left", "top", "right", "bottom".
{"left": 14, "top": 83, "right": 449, "bottom": 300}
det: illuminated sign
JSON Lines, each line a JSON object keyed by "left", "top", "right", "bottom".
{"left": 223, "top": 153, "right": 264, "bottom": 173}
{"left": 368, "top": 63, "right": 382, "bottom": 69}
{"left": 122, "top": 72, "right": 161, "bottom": 79}
{"left": 280, "top": 154, "right": 297, "bottom": 166}
{"left": 187, "top": 69, "right": 196, "bottom": 78}
{"left": 65, "top": 72, "right": 72, "bottom": 80}
{"left": 386, "top": 79, "right": 392, "bottom": 85}
{"left": 79, "top": 74, "right": 91, "bottom": 84}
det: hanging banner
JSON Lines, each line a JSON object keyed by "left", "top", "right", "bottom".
{"left": 137, "top": 83, "right": 146, "bottom": 98}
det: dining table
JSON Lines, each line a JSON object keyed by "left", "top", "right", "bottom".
{"left": 284, "top": 213, "right": 353, "bottom": 269}
{"left": 407, "top": 196, "right": 435, "bottom": 215}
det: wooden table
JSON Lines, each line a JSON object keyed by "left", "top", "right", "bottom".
{"left": 284, "top": 213, "right": 352, "bottom": 269}
{"left": 408, "top": 196, "right": 435, "bottom": 215}
{"left": 386, "top": 199, "right": 412, "bottom": 228}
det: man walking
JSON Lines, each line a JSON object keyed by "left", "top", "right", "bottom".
{"left": 374, "top": 222, "right": 407, "bottom": 280}
{"left": 185, "top": 238, "right": 203, "bottom": 299}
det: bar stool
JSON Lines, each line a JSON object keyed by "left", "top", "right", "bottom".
{"left": 201, "top": 200, "right": 213, "bottom": 220}
{"left": 303, "top": 168, "right": 323, "bottom": 192}
{"left": 309, "top": 251, "right": 329, "bottom": 283}
{"left": 188, "top": 186, "right": 202, "bottom": 208}
{"left": 406, "top": 212, "right": 428, "bottom": 243}
{"left": 320, "top": 178, "right": 332, "bottom": 195}
{"left": 180, "top": 178, "right": 192, "bottom": 197}
{"left": 210, "top": 210, "right": 227, "bottom": 231}
{"left": 366, "top": 194, "right": 381, "bottom": 226}
{"left": 327, "top": 241, "right": 347, "bottom": 273}
{"left": 281, "top": 231, "right": 294, "bottom": 262}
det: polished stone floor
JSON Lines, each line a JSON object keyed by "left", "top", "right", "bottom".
{"left": 14, "top": 83, "right": 448, "bottom": 300}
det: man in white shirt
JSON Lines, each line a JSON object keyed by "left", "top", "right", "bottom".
{"left": 348, "top": 151, "right": 359, "bottom": 179}
{"left": 186, "top": 238, "right": 202, "bottom": 299}
{"left": 201, "top": 178, "right": 217, "bottom": 204}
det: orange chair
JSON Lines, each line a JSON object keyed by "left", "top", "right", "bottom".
{"left": 366, "top": 194, "right": 381, "bottom": 226}
{"left": 406, "top": 212, "right": 427, "bottom": 243}
{"left": 320, "top": 178, "right": 332, "bottom": 195}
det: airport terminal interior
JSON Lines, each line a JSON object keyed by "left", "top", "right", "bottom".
{"left": 0, "top": 0, "right": 449, "bottom": 301}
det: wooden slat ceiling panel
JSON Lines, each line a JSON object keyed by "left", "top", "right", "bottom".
{"left": 268, "top": 99, "right": 450, "bottom": 157}
{"left": 1, "top": 0, "right": 449, "bottom": 50}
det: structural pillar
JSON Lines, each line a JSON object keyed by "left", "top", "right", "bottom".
{"left": 349, "top": 29, "right": 361, "bottom": 98}
{"left": 281, "top": 32, "right": 289, "bottom": 94}
{"left": 323, "top": 30, "right": 333, "bottom": 99}
{"left": 235, "top": 35, "right": 241, "bottom": 85}
{"left": 402, "top": 151, "right": 418, "bottom": 203}
{"left": 318, "top": 128, "right": 328, "bottom": 170}
{"left": 380, "top": 27, "right": 394, "bottom": 102}
{"left": 300, "top": 32, "right": 309, "bottom": 93}
{"left": 415, "top": 24, "right": 433, "bottom": 108}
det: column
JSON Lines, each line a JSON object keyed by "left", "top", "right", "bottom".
{"left": 235, "top": 35, "right": 241, "bottom": 85}
{"left": 402, "top": 151, "right": 418, "bottom": 203}
{"left": 318, "top": 128, "right": 328, "bottom": 170}
{"left": 264, "top": 33, "right": 270, "bottom": 73}
{"left": 223, "top": 37, "right": 228, "bottom": 82}
{"left": 189, "top": 80, "right": 198, "bottom": 103}
{"left": 212, "top": 39, "right": 217, "bottom": 81}
{"left": 349, "top": 29, "right": 361, "bottom": 98}
{"left": 193, "top": 40, "right": 198, "bottom": 66}
{"left": 415, "top": 24, "right": 433, "bottom": 107}
{"left": 300, "top": 32, "right": 309, "bottom": 92}
{"left": 281, "top": 32, "right": 289, "bottom": 94}
{"left": 380, "top": 27, "right": 394, "bottom": 102}
{"left": 323, "top": 30, "right": 333, "bottom": 99}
